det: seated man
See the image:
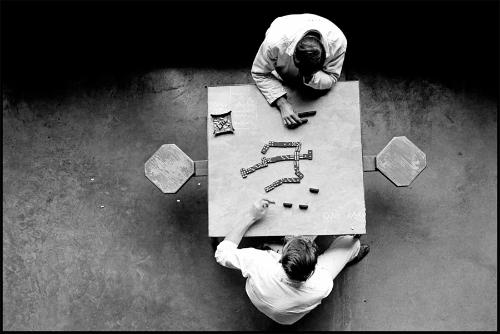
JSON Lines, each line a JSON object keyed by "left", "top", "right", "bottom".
{"left": 251, "top": 13, "right": 347, "bottom": 127}
{"left": 214, "top": 199, "right": 369, "bottom": 325}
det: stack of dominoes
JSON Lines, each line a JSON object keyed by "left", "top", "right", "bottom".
{"left": 213, "top": 119, "right": 228, "bottom": 129}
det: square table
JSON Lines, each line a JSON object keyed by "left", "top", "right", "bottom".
{"left": 207, "top": 81, "right": 365, "bottom": 237}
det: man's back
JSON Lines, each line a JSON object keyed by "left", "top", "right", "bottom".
{"left": 215, "top": 240, "right": 333, "bottom": 325}
{"left": 265, "top": 13, "right": 346, "bottom": 51}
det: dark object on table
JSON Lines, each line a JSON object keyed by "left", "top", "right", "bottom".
{"left": 211, "top": 111, "right": 234, "bottom": 136}
{"left": 299, "top": 204, "right": 308, "bottom": 210}
{"left": 297, "top": 110, "right": 317, "bottom": 118}
{"left": 287, "top": 118, "right": 308, "bottom": 129}
{"left": 283, "top": 202, "right": 293, "bottom": 208}
{"left": 309, "top": 188, "right": 319, "bottom": 193}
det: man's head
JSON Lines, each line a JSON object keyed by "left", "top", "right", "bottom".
{"left": 280, "top": 236, "right": 318, "bottom": 281}
{"left": 293, "top": 33, "right": 326, "bottom": 77}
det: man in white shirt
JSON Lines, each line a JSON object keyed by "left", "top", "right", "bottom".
{"left": 251, "top": 13, "right": 347, "bottom": 127}
{"left": 214, "top": 198, "right": 369, "bottom": 325}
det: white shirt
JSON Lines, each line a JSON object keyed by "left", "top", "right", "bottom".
{"left": 251, "top": 13, "right": 347, "bottom": 105}
{"left": 215, "top": 240, "right": 334, "bottom": 325}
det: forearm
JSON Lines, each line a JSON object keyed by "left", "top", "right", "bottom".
{"left": 274, "top": 95, "right": 288, "bottom": 109}
{"left": 251, "top": 41, "right": 287, "bottom": 105}
{"left": 305, "top": 50, "right": 345, "bottom": 90}
{"left": 251, "top": 72, "right": 288, "bottom": 105}
{"left": 224, "top": 215, "right": 256, "bottom": 246}
{"left": 304, "top": 70, "right": 337, "bottom": 90}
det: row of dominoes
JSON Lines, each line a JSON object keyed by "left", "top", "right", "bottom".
{"left": 269, "top": 152, "right": 313, "bottom": 161}
{"left": 264, "top": 177, "right": 302, "bottom": 192}
{"left": 281, "top": 177, "right": 301, "bottom": 183}
{"left": 259, "top": 152, "right": 313, "bottom": 164}
{"left": 261, "top": 142, "right": 301, "bottom": 154}
{"left": 240, "top": 158, "right": 269, "bottom": 178}
{"left": 268, "top": 141, "right": 301, "bottom": 147}
{"left": 264, "top": 178, "right": 284, "bottom": 192}
{"left": 268, "top": 155, "right": 295, "bottom": 163}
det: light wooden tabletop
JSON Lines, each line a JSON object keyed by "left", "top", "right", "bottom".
{"left": 207, "top": 82, "right": 366, "bottom": 237}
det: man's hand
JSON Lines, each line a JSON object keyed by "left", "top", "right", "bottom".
{"left": 249, "top": 198, "right": 274, "bottom": 222}
{"left": 275, "top": 96, "right": 302, "bottom": 127}
{"left": 223, "top": 198, "right": 274, "bottom": 246}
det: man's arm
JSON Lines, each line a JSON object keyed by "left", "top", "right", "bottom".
{"left": 251, "top": 38, "right": 303, "bottom": 126}
{"left": 224, "top": 216, "right": 257, "bottom": 246}
{"left": 251, "top": 44, "right": 302, "bottom": 126}
{"left": 224, "top": 198, "right": 271, "bottom": 246}
{"left": 251, "top": 42, "right": 288, "bottom": 105}
{"left": 214, "top": 199, "right": 273, "bottom": 274}
{"left": 304, "top": 49, "right": 346, "bottom": 90}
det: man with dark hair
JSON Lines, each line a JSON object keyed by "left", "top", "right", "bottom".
{"left": 252, "top": 13, "right": 347, "bottom": 127}
{"left": 214, "top": 198, "right": 369, "bottom": 325}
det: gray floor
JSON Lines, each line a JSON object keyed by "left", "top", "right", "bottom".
{"left": 3, "top": 68, "right": 497, "bottom": 330}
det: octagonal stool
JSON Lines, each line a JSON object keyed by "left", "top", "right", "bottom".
{"left": 362, "top": 136, "right": 426, "bottom": 186}
{"left": 144, "top": 144, "right": 207, "bottom": 194}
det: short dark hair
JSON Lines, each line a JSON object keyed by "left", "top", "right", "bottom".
{"left": 280, "top": 236, "right": 318, "bottom": 281}
{"left": 294, "top": 34, "right": 325, "bottom": 75}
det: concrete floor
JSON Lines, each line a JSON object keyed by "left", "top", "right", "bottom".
{"left": 3, "top": 66, "right": 497, "bottom": 330}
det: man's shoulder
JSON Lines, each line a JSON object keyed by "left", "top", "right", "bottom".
{"left": 324, "top": 25, "right": 347, "bottom": 49}
{"left": 243, "top": 247, "right": 282, "bottom": 260}
{"left": 271, "top": 13, "right": 339, "bottom": 32}
{"left": 307, "top": 267, "right": 334, "bottom": 293}
{"left": 266, "top": 14, "right": 346, "bottom": 50}
{"left": 264, "top": 20, "right": 294, "bottom": 51}
{"left": 272, "top": 13, "right": 330, "bottom": 25}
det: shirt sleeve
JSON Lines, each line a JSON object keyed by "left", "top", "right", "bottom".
{"left": 251, "top": 41, "right": 288, "bottom": 105}
{"left": 214, "top": 240, "right": 270, "bottom": 278}
{"left": 304, "top": 48, "right": 346, "bottom": 90}
{"left": 306, "top": 267, "right": 335, "bottom": 300}
{"left": 318, "top": 268, "right": 334, "bottom": 298}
